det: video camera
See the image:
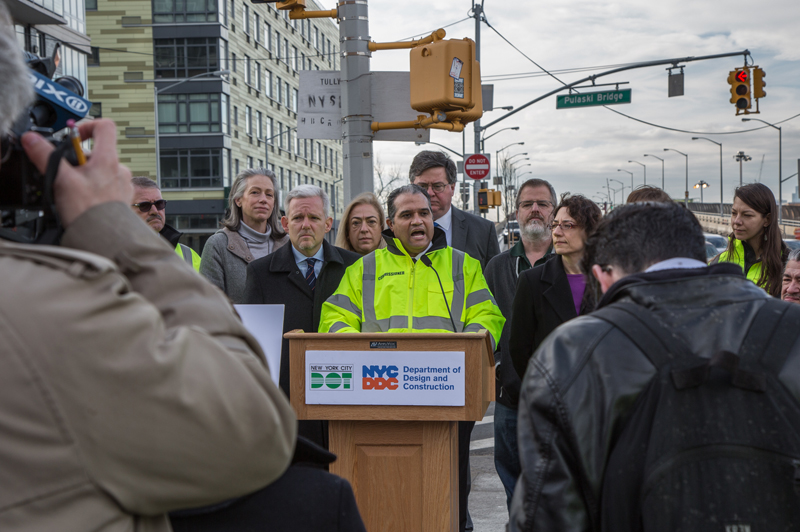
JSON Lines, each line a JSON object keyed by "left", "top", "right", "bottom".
{"left": 0, "top": 44, "right": 92, "bottom": 244}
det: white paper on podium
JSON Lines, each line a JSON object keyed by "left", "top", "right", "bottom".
{"left": 234, "top": 304, "right": 285, "bottom": 385}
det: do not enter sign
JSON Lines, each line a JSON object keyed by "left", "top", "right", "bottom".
{"left": 464, "top": 154, "right": 491, "bottom": 180}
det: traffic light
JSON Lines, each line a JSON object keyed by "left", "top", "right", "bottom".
{"left": 459, "top": 182, "right": 470, "bottom": 204}
{"left": 727, "top": 67, "right": 751, "bottom": 115}
{"left": 492, "top": 190, "right": 502, "bottom": 207}
{"left": 753, "top": 67, "right": 766, "bottom": 100}
{"left": 410, "top": 38, "right": 482, "bottom": 126}
{"left": 478, "top": 189, "right": 489, "bottom": 211}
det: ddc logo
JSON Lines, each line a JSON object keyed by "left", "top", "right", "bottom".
{"left": 362, "top": 365, "right": 399, "bottom": 390}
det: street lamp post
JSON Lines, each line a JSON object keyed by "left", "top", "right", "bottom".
{"left": 496, "top": 142, "right": 524, "bottom": 189}
{"left": 692, "top": 137, "right": 724, "bottom": 216}
{"left": 480, "top": 126, "right": 519, "bottom": 152}
{"left": 734, "top": 151, "right": 752, "bottom": 186}
{"left": 664, "top": 148, "right": 689, "bottom": 207}
{"left": 610, "top": 178, "right": 628, "bottom": 201}
{"left": 617, "top": 169, "right": 634, "bottom": 192}
{"left": 153, "top": 69, "right": 229, "bottom": 188}
{"left": 742, "top": 118, "right": 782, "bottom": 224}
{"left": 628, "top": 160, "right": 646, "bottom": 186}
{"left": 694, "top": 180, "right": 709, "bottom": 203}
{"left": 415, "top": 141, "right": 464, "bottom": 159}
{"left": 643, "top": 154, "right": 665, "bottom": 190}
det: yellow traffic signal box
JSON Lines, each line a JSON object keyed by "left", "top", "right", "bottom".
{"left": 478, "top": 188, "right": 489, "bottom": 211}
{"left": 410, "top": 38, "right": 482, "bottom": 125}
{"left": 753, "top": 67, "right": 766, "bottom": 100}
{"left": 492, "top": 190, "right": 502, "bottom": 207}
{"left": 727, "top": 67, "right": 751, "bottom": 115}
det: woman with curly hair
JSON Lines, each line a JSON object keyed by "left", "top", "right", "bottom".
{"left": 509, "top": 194, "right": 603, "bottom": 378}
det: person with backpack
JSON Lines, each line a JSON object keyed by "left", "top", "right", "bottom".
{"left": 508, "top": 201, "right": 800, "bottom": 532}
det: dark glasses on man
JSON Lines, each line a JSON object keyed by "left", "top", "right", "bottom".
{"left": 132, "top": 200, "right": 167, "bottom": 213}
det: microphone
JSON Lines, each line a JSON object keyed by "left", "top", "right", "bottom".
{"left": 419, "top": 254, "right": 457, "bottom": 332}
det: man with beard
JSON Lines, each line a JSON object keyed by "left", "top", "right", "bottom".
{"left": 483, "top": 178, "right": 557, "bottom": 509}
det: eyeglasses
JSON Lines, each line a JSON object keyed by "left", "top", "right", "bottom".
{"left": 549, "top": 221, "right": 579, "bottom": 231}
{"left": 416, "top": 182, "right": 450, "bottom": 193}
{"left": 518, "top": 200, "right": 553, "bottom": 211}
{"left": 132, "top": 200, "right": 167, "bottom": 213}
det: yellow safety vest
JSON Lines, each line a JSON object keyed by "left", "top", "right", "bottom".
{"left": 176, "top": 243, "right": 202, "bottom": 272}
{"left": 717, "top": 238, "right": 764, "bottom": 287}
{"left": 319, "top": 233, "right": 504, "bottom": 349}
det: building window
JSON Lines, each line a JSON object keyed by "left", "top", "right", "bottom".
{"left": 235, "top": 159, "right": 239, "bottom": 175}
{"left": 276, "top": 76, "right": 283, "bottom": 104}
{"left": 88, "top": 46, "right": 100, "bottom": 67}
{"left": 266, "top": 69, "right": 273, "bottom": 98}
{"left": 284, "top": 81, "right": 290, "bottom": 109}
{"left": 254, "top": 13, "right": 260, "bottom": 43}
{"left": 233, "top": 105, "right": 238, "bottom": 125}
{"left": 283, "top": 37, "right": 289, "bottom": 63}
{"left": 275, "top": 31, "right": 281, "bottom": 59}
{"left": 153, "top": 0, "right": 219, "bottom": 23}
{"left": 292, "top": 88, "right": 298, "bottom": 112}
{"left": 166, "top": 214, "right": 223, "bottom": 231}
{"left": 161, "top": 148, "right": 225, "bottom": 188}
{"left": 155, "top": 38, "right": 219, "bottom": 79}
{"left": 292, "top": 46, "right": 298, "bottom": 71}
{"left": 158, "top": 93, "right": 224, "bottom": 134}
{"left": 245, "top": 105, "right": 252, "bottom": 136}
{"left": 230, "top": 0, "right": 235, "bottom": 21}
{"left": 244, "top": 55, "right": 251, "bottom": 85}
{"left": 255, "top": 62, "right": 261, "bottom": 91}
{"left": 256, "top": 110, "right": 263, "bottom": 139}
{"left": 247, "top": 156, "right": 253, "bottom": 168}
{"left": 221, "top": 93, "right": 229, "bottom": 134}
{"left": 243, "top": 3, "right": 250, "bottom": 34}
{"left": 277, "top": 122, "right": 284, "bottom": 149}
{"left": 231, "top": 52, "right": 236, "bottom": 72}
{"left": 265, "top": 23, "right": 271, "bottom": 51}
{"left": 267, "top": 117, "right": 274, "bottom": 142}
{"left": 86, "top": 0, "right": 98, "bottom": 10}
{"left": 314, "top": 26, "right": 319, "bottom": 49}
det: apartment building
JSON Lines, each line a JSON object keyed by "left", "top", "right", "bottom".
{"left": 87, "top": 0, "right": 343, "bottom": 251}
{"left": 7, "top": 0, "right": 90, "bottom": 101}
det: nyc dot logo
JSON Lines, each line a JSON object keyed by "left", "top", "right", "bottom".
{"left": 310, "top": 364, "right": 353, "bottom": 391}
{"left": 362, "top": 365, "right": 399, "bottom": 390}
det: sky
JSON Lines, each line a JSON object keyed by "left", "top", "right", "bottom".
{"left": 324, "top": 0, "right": 800, "bottom": 206}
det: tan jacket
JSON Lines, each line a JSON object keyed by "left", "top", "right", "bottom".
{"left": 0, "top": 203, "right": 297, "bottom": 532}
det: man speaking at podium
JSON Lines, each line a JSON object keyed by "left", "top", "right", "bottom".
{"left": 319, "top": 184, "right": 504, "bottom": 532}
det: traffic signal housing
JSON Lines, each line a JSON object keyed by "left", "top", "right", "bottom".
{"left": 753, "top": 67, "right": 766, "bottom": 100}
{"left": 727, "top": 67, "right": 751, "bottom": 115}
{"left": 478, "top": 188, "right": 489, "bottom": 211}
{"left": 410, "top": 38, "right": 482, "bottom": 126}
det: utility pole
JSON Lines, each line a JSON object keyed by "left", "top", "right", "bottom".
{"left": 471, "top": 0, "right": 484, "bottom": 214}
{"left": 340, "top": 0, "right": 373, "bottom": 202}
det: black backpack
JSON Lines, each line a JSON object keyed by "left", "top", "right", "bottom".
{"left": 594, "top": 299, "right": 800, "bottom": 532}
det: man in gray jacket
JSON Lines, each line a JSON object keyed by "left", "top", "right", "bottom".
{"left": 484, "top": 178, "right": 555, "bottom": 510}
{"left": 0, "top": 7, "right": 297, "bottom": 530}
{"left": 509, "top": 202, "right": 800, "bottom": 531}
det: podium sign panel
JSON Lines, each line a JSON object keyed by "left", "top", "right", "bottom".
{"left": 286, "top": 332, "right": 494, "bottom": 532}
{"left": 306, "top": 350, "right": 465, "bottom": 406}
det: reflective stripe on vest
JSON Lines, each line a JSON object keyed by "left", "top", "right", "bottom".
{"left": 359, "top": 249, "right": 467, "bottom": 333}
{"left": 178, "top": 244, "right": 194, "bottom": 266}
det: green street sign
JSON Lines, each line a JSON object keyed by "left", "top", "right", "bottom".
{"left": 557, "top": 89, "right": 632, "bottom": 109}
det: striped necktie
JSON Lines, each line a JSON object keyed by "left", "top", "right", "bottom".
{"left": 304, "top": 258, "right": 317, "bottom": 291}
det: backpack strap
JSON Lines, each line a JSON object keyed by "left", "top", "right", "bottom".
{"left": 593, "top": 302, "right": 694, "bottom": 371}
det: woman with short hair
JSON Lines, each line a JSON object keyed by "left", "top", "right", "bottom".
{"left": 200, "top": 168, "right": 289, "bottom": 303}
{"left": 335, "top": 192, "right": 387, "bottom": 255}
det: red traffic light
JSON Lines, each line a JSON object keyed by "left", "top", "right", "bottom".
{"left": 735, "top": 70, "right": 748, "bottom": 83}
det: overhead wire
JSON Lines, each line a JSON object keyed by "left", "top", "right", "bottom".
{"left": 481, "top": 17, "right": 800, "bottom": 136}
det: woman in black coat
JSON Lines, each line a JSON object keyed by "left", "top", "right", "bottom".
{"left": 509, "top": 194, "right": 603, "bottom": 379}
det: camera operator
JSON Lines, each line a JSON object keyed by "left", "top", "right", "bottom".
{"left": 0, "top": 5, "right": 298, "bottom": 531}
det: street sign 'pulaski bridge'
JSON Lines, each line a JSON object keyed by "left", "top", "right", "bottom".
{"left": 557, "top": 89, "right": 632, "bottom": 109}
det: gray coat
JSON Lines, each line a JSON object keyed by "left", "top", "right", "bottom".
{"left": 200, "top": 227, "right": 290, "bottom": 304}
{"left": 450, "top": 206, "right": 501, "bottom": 270}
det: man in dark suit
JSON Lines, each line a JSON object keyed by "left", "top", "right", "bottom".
{"left": 245, "top": 184, "right": 360, "bottom": 449}
{"left": 409, "top": 150, "right": 500, "bottom": 270}
{"left": 408, "top": 150, "right": 501, "bottom": 532}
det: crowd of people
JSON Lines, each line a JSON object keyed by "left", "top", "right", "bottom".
{"left": 2, "top": 2, "right": 799, "bottom": 529}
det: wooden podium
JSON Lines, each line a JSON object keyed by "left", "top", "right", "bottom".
{"left": 284, "top": 331, "right": 494, "bottom": 532}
